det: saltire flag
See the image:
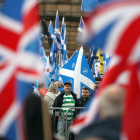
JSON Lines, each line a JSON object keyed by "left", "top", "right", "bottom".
{"left": 50, "top": 40, "right": 58, "bottom": 79}
{"left": 54, "top": 11, "right": 61, "bottom": 50}
{"left": 87, "top": 46, "right": 98, "bottom": 69}
{"left": 48, "top": 20, "right": 55, "bottom": 38}
{"left": 59, "top": 17, "right": 68, "bottom": 68}
{"left": 59, "top": 47, "right": 95, "bottom": 98}
{"left": 78, "top": 17, "right": 85, "bottom": 33}
{"left": 0, "top": 0, "right": 43, "bottom": 139}
{"left": 54, "top": 69, "right": 59, "bottom": 81}
{"left": 59, "top": 17, "right": 65, "bottom": 68}
{"left": 70, "top": 1, "right": 140, "bottom": 139}
{"left": 96, "top": 49, "right": 104, "bottom": 75}
{"left": 63, "top": 22, "right": 68, "bottom": 64}
{"left": 45, "top": 74, "right": 51, "bottom": 89}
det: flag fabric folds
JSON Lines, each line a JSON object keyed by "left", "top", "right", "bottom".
{"left": 78, "top": 17, "right": 85, "bottom": 33}
{"left": 70, "top": 1, "right": 140, "bottom": 139}
{"left": 87, "top": 46, "right": 98, "bottom": 69}
{"left": 59, "top": 47, "right": 95, "bottom": 98}
{"left": 54, "top": 11, "right": 61, "bottom": 50}
{"left": 40, "top": 19, "right": 53, "bottom": 48}
{"left": 0, "top": 0, "right": 42, "bottom": 139}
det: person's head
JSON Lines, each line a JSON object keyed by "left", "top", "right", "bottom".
{"left": 64, "top": 82, "right": 72, "bottom": 94}
{"left": 93, "top": 81, "right": 100, "bottom": 91}
{"left": 48, "top": 82, "right": 59, "bottom": 94}
{"left": 55, "top": 81, "right": 64, "bottom": 88}
{"left": 99, "top": 85, "right": 125, "bottom": 119}
{"left": 37, "top": 82, "right": 45, "bottom": 91}
{"left": 82, "top": 87, "right": 90, "bottom": 100}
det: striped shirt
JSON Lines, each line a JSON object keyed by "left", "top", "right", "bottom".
{"left": 60, "top": 93, "right": 75, "bottom": 121}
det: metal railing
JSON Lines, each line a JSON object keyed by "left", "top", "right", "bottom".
{"left": 48, "top": 107, "right": 85, "bottom": 140}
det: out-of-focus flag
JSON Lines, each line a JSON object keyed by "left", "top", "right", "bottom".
{"left": 81, "top": 0, "right": 98, "bottom": 12}
{"left": 70, "top": 1, "right": 140, "bottom": 137}
{"left": 78, "top": 17, "right": 85, "bottom": 33}
{"left": 0, "top": 0, "right": 43, "bottom": 139}
{"left": 97, "top": 71, "right": 101, "bottom": 77}
{"left": 40, "top": 19, "right": 53, "bottom": 48}
{"left": 87, "top": 46, "right": 98, "bottom": 69}
{"left": 44, "top": 56, "right": 50, "bottom": 76}
{"left": 60, "top": 47, "right": 95, "bottom": 98}
{"left": 54, "top": 11, "right": 61, "bottom": 50}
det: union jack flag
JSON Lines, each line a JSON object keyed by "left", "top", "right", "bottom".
{"left": 70, "top": 1, "right": 140, "bottom": 140}
{"left": 0, "top": 0, "right": 42, "bottom": 139}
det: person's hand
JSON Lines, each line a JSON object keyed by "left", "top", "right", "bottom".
{"left": 58, "top": 116, "right": 62, "bottom": 119}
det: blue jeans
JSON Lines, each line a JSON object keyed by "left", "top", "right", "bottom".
{"left": 57, "top": 119, "right": 72, "bottom": 140}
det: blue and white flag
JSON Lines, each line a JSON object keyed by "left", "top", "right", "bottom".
{"left": 48, "top": 20, "right": 55, "bottom": 38}
{"left": 87, "top": 46, "right": 98, "bottom": 69}
{"left": 59, "top": 17, "right": 68, "bottom": 68}
{"left": 78, "top": 17, "right": 85, "bottom": 33}
{"left": 81, "top": 0, "right": 98, "bottom": 12}
{"left": 54, "top": 11, "right": 61, "bottom": 50}
{"left": 59, "top": 47, "right": 95, "bottom": 98}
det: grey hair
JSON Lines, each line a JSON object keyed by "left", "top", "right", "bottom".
{"left": 99, "top": 85, "right": 125, "bottom": 119}
{"left": 48, "top": 82, "right": 59, "bottom": 94}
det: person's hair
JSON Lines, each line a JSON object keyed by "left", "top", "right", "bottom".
{"left": 38, "top": 82, "right": 45, "bottom": 90}
{"left": 48, "top": 82, "right": 59, "bottom": 94}
{"left": 82, "top": 87, "right": 90, "bottom": 92}
{"left": 95, "top": 81, "right": 100, "bottom": 85}
{"left": 99, "top": 85, "right": 125, "bottom": 119}
{"left": 95, "top": 77, "right": 102, "bottom": 81}
{"left": 58, "top": 83, "right": 64, "bottom": 88}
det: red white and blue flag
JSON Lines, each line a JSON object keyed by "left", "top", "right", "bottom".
{"left": 0, "top": 0, "right": 42, "bottom": 139}
{"left": 70, "top": 1, "right": 140, "bottom": 140}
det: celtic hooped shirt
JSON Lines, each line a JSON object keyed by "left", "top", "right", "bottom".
{"left": 60, "top": 93, "right": 75, "bottom": 121}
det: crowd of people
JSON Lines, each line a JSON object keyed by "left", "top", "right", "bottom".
{"left": 28, "top": 75, "right": 126, "bottom": 140}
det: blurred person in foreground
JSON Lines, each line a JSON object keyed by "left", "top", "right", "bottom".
{"left": 38, "top": 82, "right": 48, "bottom": 98}
{"left": 24, "top": 93, "right": 53, "bottom": 140}
{"left": 77, "top": 85, "right": 125, "bottom": 140}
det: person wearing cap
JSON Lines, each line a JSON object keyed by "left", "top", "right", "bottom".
{"left": 52, "top": 81, "right": 78, "bottom": 139}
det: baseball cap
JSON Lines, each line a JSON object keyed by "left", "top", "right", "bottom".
{"left": 64, "top": 82, "right": 72, "bottom": 86}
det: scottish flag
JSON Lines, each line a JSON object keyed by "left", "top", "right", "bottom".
{"left": 59, "top": 17, "right": 68, "bottom": 67}
{"left": 78, "top": 17, "right": 85, "bottom": 33}
{"left": 59, "top": 47, "right": 95, "bottom": 98}
{"left": 87, "top": 46, "right": 98, "bottom": 69}
{"left": 54, "top": 11, "right": 61, "bottom": 50}
{"left": 48, "top": 20, "right": 54, "bottom": 38}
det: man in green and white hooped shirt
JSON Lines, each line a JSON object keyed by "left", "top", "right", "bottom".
{"left": 53, "top": 82, "right": 78, "bottom": 139}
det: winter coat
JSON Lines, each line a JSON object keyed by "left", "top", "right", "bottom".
{"left": 43, "top": 91, "right": 59, "bottom": 108}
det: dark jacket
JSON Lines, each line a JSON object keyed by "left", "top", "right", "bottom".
{"left": 77, "top": 118, "right": 121, "bottom": 140}
{"left": 78, "top": 97, "right": 89, "bottom": 107}
{"left": 53, "top": 91, "right": 78, "bottom": 108}
{"left": 51, "top": 91, "right": 78, "bottom": 133}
